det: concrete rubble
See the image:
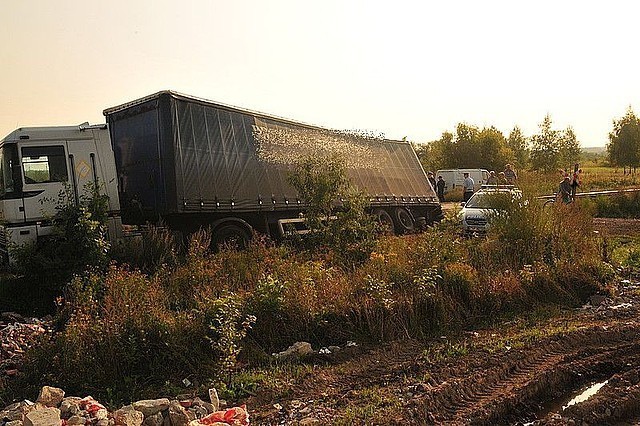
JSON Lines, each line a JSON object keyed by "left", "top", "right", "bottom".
{"left": 0, "top": 386, "right": 249, "bottom": 426}
{"left": 0, "top": 313, "right": 50, "bottom": 377}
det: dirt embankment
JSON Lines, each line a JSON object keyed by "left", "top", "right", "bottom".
{"left": 247, "top": 273, "right": 640, "bottom": 425}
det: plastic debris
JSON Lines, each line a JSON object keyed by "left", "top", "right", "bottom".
{"left": 191, "top": 405, "right": 249, "bottom": 426}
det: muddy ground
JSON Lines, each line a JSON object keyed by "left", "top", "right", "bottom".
{"left": 246, "top": 219, "right": 640, "bottom": 425}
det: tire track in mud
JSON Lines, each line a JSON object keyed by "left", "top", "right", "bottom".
{"left": 249, "top": 323, "right": 640, "bottom": 425}
{"left": 248, "top": 283, "right": 640, "bottom": 425}
{"left": 409, "top": 323, "right": 640, "bottom": 425}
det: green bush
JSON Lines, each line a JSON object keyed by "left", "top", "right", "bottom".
{"left": 10, "top": 183, "right": 110, "bottom": 307}
{"left": 287, "top": 155, "right": 380, "bottom": 268}
{"left": 583, "top": 192, "right": 640, "bottom": 218}
{"left": 109, "top": 225, "right": 179, "bottom": 274}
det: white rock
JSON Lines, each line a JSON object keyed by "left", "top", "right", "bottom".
{"left": 168, "top": 402, "right": 194, "bottom": 426}
{"left": 142, "top": 412, "right": 164, "bottom": 426}
{"left": 36, "top": 387, "right": 65, "bottom": 408}
{"left": 208, "top": 389, "right": 220, "bottom": 412}
{"left": 275, "top": 342, "right": 314, "bottom": 358}
{"left": 95, "top": 409, "right": 109, "bottom": 421}
{"left": 24, "top": 408, "right": 61, "bottom": 426}
{"left": 113, "top": 405, "right": 144, "bottom": 426}
{"left": 60, "top": 398, "right": 82, "bottom": 417}
{"left": 67, "top": 415, "right": 87, "bottom": 425}
{"left": 132, "top": 399, "right": 170, "bottom": 417}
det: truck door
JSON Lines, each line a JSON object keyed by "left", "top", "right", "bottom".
{"left": 65, "top": 138, "right": 100, "bottom": 204}
{"left": 19, "top": 144, "right": 70, "bottom": 229}
{"left": 20, "top": 138, "right": 100, "bottom": 229}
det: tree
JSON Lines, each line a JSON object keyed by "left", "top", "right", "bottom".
{"left": 416, "top": 124, "right": 514, "bottom": 172}
{"left": 476, "top": 126, "right": 513, "bottom": 172}
{"left": 608, "top": 107, "right": 640, "bottom": 172}
{"left": 530, "top": 115, "right": 581, "bottom": 172}
{"left": 558, "top": 126, "right": 581, "bottom": 170}
{"left": 530, "top": 114, "right": 561, "bottom": 172}
{"left": 507, "top": 126, "right": 529, "bottom": 168}
{"left": 453, "top": 123, "right": 480, "bottom": 167}
{"left": 415, "top": 131, "right": 454, "bottom": 173}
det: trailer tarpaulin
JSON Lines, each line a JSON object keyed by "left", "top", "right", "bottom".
{"left": 106, "top": 91, "right": 436, "bottom": 216}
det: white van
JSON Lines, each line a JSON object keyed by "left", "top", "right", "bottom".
{"left": 435, "top": 169, "right": 488, "bottom": 193}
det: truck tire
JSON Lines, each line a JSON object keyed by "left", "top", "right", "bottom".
{"left": 372, "top": 208, "right": 395, "bottom": 234}
{"left": 394, "top": 207, "right": 415, "bottom": 234}
{"left": 212, "top": 223, "right": 252, "bottom": 251}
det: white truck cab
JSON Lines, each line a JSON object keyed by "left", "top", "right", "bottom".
{"left": 0, "top": 124, "right": 121, "bottom": 261}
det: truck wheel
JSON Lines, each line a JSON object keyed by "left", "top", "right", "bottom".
{"left": 212, "top": 223, "right": 252, "bottom": 251}
{"left": 373, "top": 208, "right": 395, "bottom": 234}
{"left": 394, "top": 207, "right": 415, "bottom": 233}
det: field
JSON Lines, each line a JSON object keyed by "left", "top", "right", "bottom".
{"left": 3, "top": 165, "right": 640, "bottom": 425}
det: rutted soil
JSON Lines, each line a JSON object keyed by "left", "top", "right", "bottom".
{"left": 593, "top": 217, "right": 640, "bottom": 237}
{"left": 247, "top": 274, "right": 640, "bottom": 425}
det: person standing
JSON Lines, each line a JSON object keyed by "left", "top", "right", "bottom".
{"left": 486, "top": 171, "right": 498, "bottom": 185}
{"left": 570, "top": 164, "right": 581, "bottom": 199}
{"left": 427, "top": 171, "right": 436, "bottom": 190}
{"left": 497, "top": 171, "right": 508, "bottom": 185}
{"left": 436, "top": 175, "right": 446, "bottom": 202}
{"left": 504, "top": 164, "right": 517, "bottom": 184}
{"left": 558, "top": 175, "right": 573, "bottom": 204}
{"left": 463, "top": 172, "right": 475, "bottom": 202}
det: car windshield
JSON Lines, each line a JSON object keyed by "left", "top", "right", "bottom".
{"left": 465, "top": 191, "right": 516, "bottom": 209}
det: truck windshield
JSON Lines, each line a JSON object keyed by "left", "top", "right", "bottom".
{"left": 0, "top": 144, "right": 20, "bottom": 197}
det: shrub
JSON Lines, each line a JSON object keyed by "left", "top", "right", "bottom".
{"left": 10, "top": 183, "right": 110, "bottom": 308}
{"left": 287, "top": 155, "right": 380, "bottom": 268}
{"left": 109, "top": 225, "right": 179, "bottom": 274}
{"left": 583, "top": 192, "right": 640, "bottom": 218}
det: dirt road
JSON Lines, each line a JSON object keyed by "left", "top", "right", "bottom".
{"left": 246, "top": 219, "right": 640, "bottom": 424}
{"left": 247, "top": 276, "right": 640, "bottom": 425}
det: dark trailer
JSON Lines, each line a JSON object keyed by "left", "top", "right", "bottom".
{"left": 104, "top": 91, "right": 441, "bottom": 245}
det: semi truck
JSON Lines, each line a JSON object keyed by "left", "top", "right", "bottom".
{"left": 0, "top": 91, "right": 442, "bottom": 258}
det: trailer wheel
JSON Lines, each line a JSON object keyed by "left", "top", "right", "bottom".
{"left": 372, "top": 208, "right": 395, "bottom": 234}
{"left": 212, "top": 223, "right": 252, "bottom": 251}
{"left": 394, "top": 207, "right": 415, "bottom": 233}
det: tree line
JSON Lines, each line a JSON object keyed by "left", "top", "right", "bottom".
{"left": 415, "top": 108, "right": 639, "bottom": 173}
{"left": 607, "top": 107, "right": 640, "bottom": 172}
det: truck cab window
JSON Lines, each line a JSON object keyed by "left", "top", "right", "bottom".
{"left": 21, "top": 146, "right": 68, "bottom": 184}
{"left": 0, "top": 144, "right": 20, "bottom": 196}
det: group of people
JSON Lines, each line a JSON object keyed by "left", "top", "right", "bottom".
{"left": 557, "top": 164, "right": 582, "bottom": 204}
{"left": 427, "top": 172, "right": 447, "bottom": 202}
{"left": 427, "top": 164, "right": 518, "bottom": 203}
{"left": 427, "top": 163, "right": 583, "bottom": 205}
{"left": 485, "top": 164, "right": 517, "bottom": 187}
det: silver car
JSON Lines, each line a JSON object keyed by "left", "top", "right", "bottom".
{"left": 459, "top": 187, "right": 522, "bottom": 235}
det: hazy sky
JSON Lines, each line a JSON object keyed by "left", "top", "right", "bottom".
{"left": 2, "top": 1, "right": 638, "bottom": 147}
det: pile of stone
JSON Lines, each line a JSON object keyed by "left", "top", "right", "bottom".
{"left": 0, "top": 313, "right": 50, "bottom": 377}
{"left": 0, "top": 386, "right": 249, "bottom": 426}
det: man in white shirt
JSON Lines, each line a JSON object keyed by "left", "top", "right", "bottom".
{"left": 463, "top": 172, "right": 475, "bottom": 202}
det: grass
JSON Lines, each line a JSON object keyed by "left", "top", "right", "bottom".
{"left": 336, "top": 386, "right": 402, "bottom": 425}
{"left": 0, "top": 170, "right": 622, "bottom": 405}
{"left": 608, "top": 236, "right": 640, "bottom": 267}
